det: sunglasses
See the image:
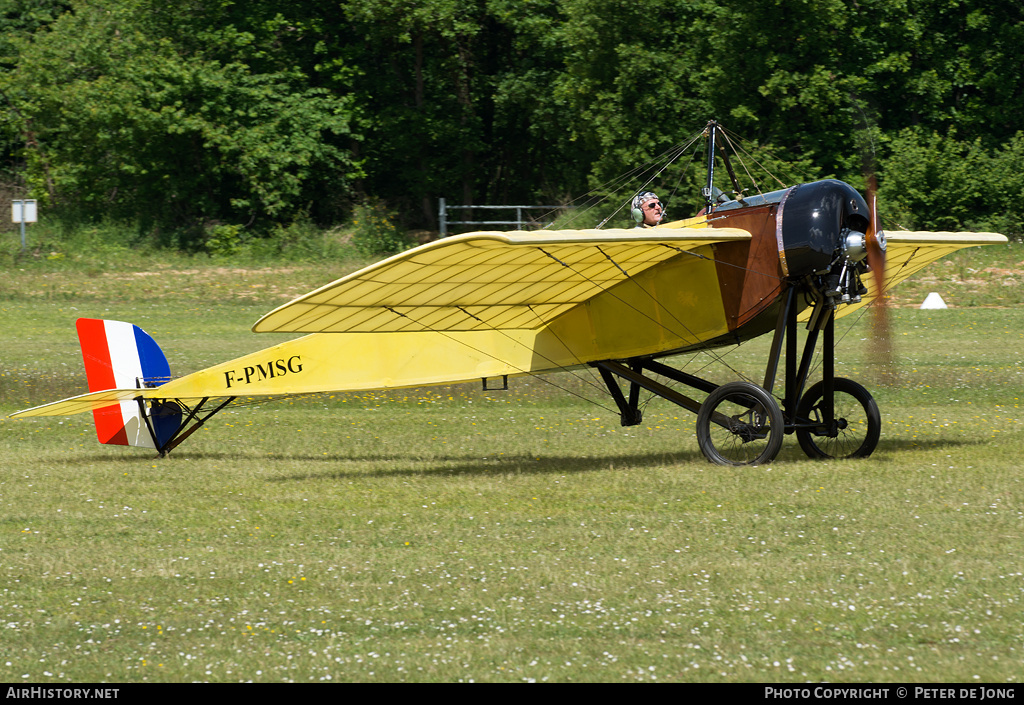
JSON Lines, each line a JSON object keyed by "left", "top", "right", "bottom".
{"left": 644, "top": 201, "right": 662, "bottom": 210}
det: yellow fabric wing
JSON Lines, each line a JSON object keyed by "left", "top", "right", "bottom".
{"left": 254, "top": 228, "right": 751, "bottom": 334}
{"left": 879, "top": 231, "right": 1007, "bottom": 291}
{"left": 833, "top": 231, "right": 1007, "bottom": 318}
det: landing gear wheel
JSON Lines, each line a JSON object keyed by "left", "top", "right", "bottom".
{"left": 795, "top": 378, "right": 880, "bottom": 459}
{"left": 697, "top": 381, "right": 784, "bottom": 466}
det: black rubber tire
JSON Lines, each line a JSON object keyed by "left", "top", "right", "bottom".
{"left": 696, "top": 381, "right": 784, "bottom": 466}
{"left": 795, "top": 378, "right": 880, "bottom": 459}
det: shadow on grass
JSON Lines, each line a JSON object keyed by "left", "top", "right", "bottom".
{"left": 226, "top": 450, "right": 705, "bottom": 480}
{"left": 62, "top": 436, "right": 988, "bottom": 479}
{"left": 873, "top": 437, "right": 986, "bottom": 453}
{"left": 775, "top": 435, "right": 985, "bottom": 463}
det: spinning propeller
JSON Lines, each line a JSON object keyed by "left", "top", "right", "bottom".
{"left": 864, "top": 176, "right": 894, "bottom": 384}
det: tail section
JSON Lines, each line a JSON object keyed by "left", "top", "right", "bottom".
{"left": 76, "top": 318, "right": 181, "bottom": 449}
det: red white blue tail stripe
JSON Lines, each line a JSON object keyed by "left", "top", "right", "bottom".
{"left": 76, "top": 318, "right": 178, "bottom": 448}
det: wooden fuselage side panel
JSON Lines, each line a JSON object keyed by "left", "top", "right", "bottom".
{"left": 707, "top": 205, "right": 785, "bottom": 332}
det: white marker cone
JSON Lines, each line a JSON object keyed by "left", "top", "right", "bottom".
{"left": 920, "top": 292, "right": 948, "bottom": 309}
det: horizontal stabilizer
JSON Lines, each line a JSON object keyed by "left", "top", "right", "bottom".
{"left": 9, "top": 389, "right": 153, "bottom": 418}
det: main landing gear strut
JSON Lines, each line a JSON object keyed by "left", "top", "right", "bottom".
{"left": 592, "top": 287, "right": 881, "bottom": 466}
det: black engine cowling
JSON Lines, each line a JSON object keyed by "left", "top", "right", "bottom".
{"left": 777, "top": 179, "right": 871, "bottom": 278}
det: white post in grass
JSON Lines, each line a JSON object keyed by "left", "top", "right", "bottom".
{"left": 11, "top": 199, "right": 37, "bottom": 252}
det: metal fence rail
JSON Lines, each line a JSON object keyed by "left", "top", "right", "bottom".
{"left": 438, "top": 198, "right": 574, "bottom": 236}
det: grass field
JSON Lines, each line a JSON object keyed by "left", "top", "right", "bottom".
{"left": 1, "top": 240, "right": 1022, "bottom": 682}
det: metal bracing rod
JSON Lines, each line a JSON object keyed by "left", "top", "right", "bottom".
{"left": 595, "top": 364, "right": 640, "bottom": 425}
{"left": 596, "top": 360, "right": 747, "bottom": 432}
{"left": 762, "top": 287, "right": 795, "bottom": 395}
{"left": 778, "top": 291, "right": 802, "bottom": 418}
{"left": 784, "top": 292, "right": 799, "bottom": 418}
{"left": 782, "top": 299, "right": 839, "bottom": 426}
{"left": 135, "top": 396, "right": 160, "bottom": 450}
{"left": 627, "top": 361, "right": 643, "bottom": 420}
{"left": 792, "top": 326, "right": 821, "bottom": 413}
{"left": 158, "top": 397, "right": 236, "bottom": 456}
{"left": 157, "top": 397, "right": 208, "bottom": 455}
{"left": 822, "top": 308, "right": 836, "bottom": 427}
{"left": 594, "top": 361, "right": 705, "bottom": 417}
{"left": 704, "top": 121, "right": 718, "bottom": 211}
{"left": 715, "top": 129, "right": 743, "bottom": 196}
{"left": 637, "top": 359, "right": 719, "bottom": 395}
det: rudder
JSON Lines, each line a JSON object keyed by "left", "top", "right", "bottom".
{"left": 76, "top": 318, "right": 181, "bottom": 449}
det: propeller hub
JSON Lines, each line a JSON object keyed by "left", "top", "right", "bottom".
{"left": 869, "top": 229, "right": 887, "bottom": 254}
{"left": 843, "top": 230, "right": 868, "bottom": 262}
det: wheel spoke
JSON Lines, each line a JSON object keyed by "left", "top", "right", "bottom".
{"left": 796, "top": 378, "right": 880, "bottom": 459}
{"left": 697, "top": 382, "right": 783, "bottom": 466}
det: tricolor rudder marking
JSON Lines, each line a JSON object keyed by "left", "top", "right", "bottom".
{"left": 76, "top": 318, "right": 178, "bottom": 449}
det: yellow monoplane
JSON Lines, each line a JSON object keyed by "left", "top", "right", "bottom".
{"left": 10, "top": 123, "right": 1006, "bottom": 465}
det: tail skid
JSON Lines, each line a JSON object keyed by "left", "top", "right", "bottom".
{"left": 77, "top": 318, "right": 182, "bottom": 450}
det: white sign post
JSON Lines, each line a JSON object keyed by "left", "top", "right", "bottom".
{"left": 11, "top": 199, "right": 37, "bottom": 252}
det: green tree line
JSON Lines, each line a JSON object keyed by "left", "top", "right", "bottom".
{"left": 2, "top": 0, "right": 1022, "bottom": 250}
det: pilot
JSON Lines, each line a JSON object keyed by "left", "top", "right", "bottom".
{"left": 631, "top": 191, "right": 665, "bottom": 228}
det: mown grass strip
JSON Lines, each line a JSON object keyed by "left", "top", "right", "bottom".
{"left": 1, "top": 246, "right": 1021, "bottom": 682}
